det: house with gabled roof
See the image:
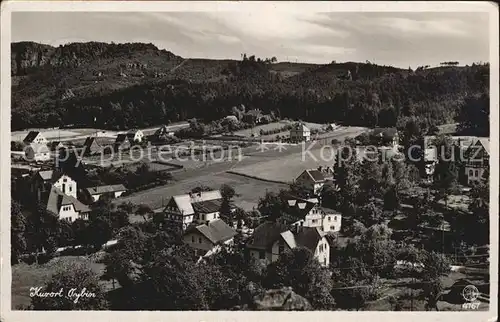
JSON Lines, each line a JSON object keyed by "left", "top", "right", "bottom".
{"left": 282, "top": 193, "right": 342, "bottom": 233}
{"left": 247, "top": 222, "right": 330, "bottom": 267}
{"left": 463, "top": 138, "right": 489, "bottom": 185}
{"left": 126, "top": 129, "right": 144, "bottom": 143}
{"left": 183, "top": 219, "right": 237, "bottom": 257}
{"left": 114, "top": 134, "right": 131, "bottom": 151}
{"left": 23, "top": 131, "right": 48, "bottom": 145}
{"left": 154, "top": 125, "right": 175, "bottom": 141}
{"left": 295, "top": 168, "right": 332, "bottom": 195}
{"left": 46, "top": 186, "right": 90, "bottom": 222}
{"left": 290, "top": 123, "right": 311, "bottom": 142}
{"left": 163, "top": 190, "right": 228, "bottom": 231}
{"left": 82, "top": 136, "right": 107, "bottom": 156}
{"left": 83, "top": 184, "right": 127, "bottom": 203}
{"left": 31, "top": 169, "right": 78, "bottom": 202}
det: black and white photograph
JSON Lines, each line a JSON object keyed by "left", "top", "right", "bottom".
{"left": 0, "top": 1, "right": 498, "bottom": 320}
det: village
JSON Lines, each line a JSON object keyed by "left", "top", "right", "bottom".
{"left": 10, "top": 113, "right": 490, "bottom": 310}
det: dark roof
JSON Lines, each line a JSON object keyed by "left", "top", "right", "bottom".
{"left": 83, "top": 136, "right": 102, "bottom": 148}
{"left": 23, "top": 131, "right": 41, "bottom": 143}
{"left": 318, "top": 206, "right": 340, "bottom": 214}
{"left": 46, "top": 187, "right": 90, "bottom": 215}
{"left": 186, "top": 219, "right": 237, "bottom": 244}
{"left": 281, "top": 193, "right": 317, "bottom": 220}
{"left": 307, "top": 169, "right": 326, "bottom": 182}
{"left": 34, "top": 169, "right": 64, "bottom": 183}
{"left": 85, "top": 184, "right": 127, "bottom": 195}
{"left": 114, "top": 134, "right": 129, "bottom": 144}
{"left": 192, "top": 199, "right": 222, "bottom": 214}
{"left": 247, "top": 221, "right": 290, "bottom": 250}
{"left": 295, "top": 227, "right": 324, "bottom": 252}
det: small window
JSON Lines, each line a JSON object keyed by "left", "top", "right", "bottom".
{"left": 63, "top": 178, "right": 67, "bottom": 183}
{"left": 278, "top": 244, "right": 284, "bottom": 254}
{"left": 312, "top": 219, "right": 318, "bottom": 224}
{"left": 469, "top": 169, "right": 473, "bottom": 176}
{"left": 475, "top": 170, "right": 479, "bottom": 176}
{"left": 328, "top": 216, "right": 331, "bottom": 222}
{"left": 331, "top": 226, "right": 335, "bottom": 231}
{"left": 259, "top": 251, "right": 265, "bottom": 259}
{"left": 334, "top": 216, "right": 338, "bottom": 221}
{"left": 69, "top": 186, "right": 72, "bottom": 192}
{"left": 199, "top": 237, "right": 202, "bottom": 244}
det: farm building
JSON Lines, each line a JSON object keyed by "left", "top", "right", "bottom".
{"left": 183, "top": 219, "right": 237, "bottom": 257}
{"left": 23, "top": 131, "right": 48, "bottom": 145}
{"left": 289, "top": 123, "right": 311, "bottom": 142}
{"left": 83, "top": 184, "right": 127, "bottom": 203}
{"left": 246, "top": 222, "right": 330, "bottom": 267}
{"left": 25, "top": 143, "right": 51, "bottom": 162}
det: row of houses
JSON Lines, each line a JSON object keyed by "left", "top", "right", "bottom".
{"left": 160, "top": 188, "right": 341, "bottom": 266}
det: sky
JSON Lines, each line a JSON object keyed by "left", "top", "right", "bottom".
{"left": 12, "top": 11, "right": 490, "bottom": 68}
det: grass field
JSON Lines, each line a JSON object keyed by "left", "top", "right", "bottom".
{"left": 117, "top": 171, "right": 288, "bottom": 211}
{"left": 11, "top": 255, "right": 108, "bottom": 309}
{"left": 230, "top": 147, "right": 335, "bottom": 183}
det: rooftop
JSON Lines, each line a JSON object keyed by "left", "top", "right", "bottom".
{"left": 187, "top": 219, "right": 237, "bottom": 244}
{"left": 85, "top": 184, "right": 127, "bottom": 195}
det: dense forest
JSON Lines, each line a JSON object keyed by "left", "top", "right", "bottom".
{"left": 11, "top": 42, "right": 490, "bottom": 135}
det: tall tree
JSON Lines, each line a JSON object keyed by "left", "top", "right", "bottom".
{"left": 11, "top": 201, "right": 27, "bottom": 264}
{"left": 264, "top": 247, "right": 336, "bottom": 309}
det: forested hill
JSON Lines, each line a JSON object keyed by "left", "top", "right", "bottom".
{"left": 11, "top": 41, "right": 489, "bottom": 133}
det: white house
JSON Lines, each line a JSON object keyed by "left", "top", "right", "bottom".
{"left": 183, "top": 219, "right": 237, "bottom": 257}
{"left": 83, "top": 184, "right": 127, "bottom": 202}
{"left": 46, "top": 187, "right": 90, "bottom": 222}
{"left": 25, "top": 143, "right": 51, "bottom": 162}
{"left": 247, "top": 222, "right": 330, "bottom": 267}
{"left": 284, "top": 194, "right": 342, "bottom": 233}
{"left": 31, "top": 170, "right": 77, "bottom": 201}
{"left": 126, "top": 129, "right": 144, "bottom": 143}
{"left": 290, "top": 123, "right": 311, "bottom": 142}
{"left": 464, "top": 138, "right": 489, "bottom": 185}
{"left": 163, "top": 190, "right": 226, "bottom": 231}
{"left": 295, "top": 168, "right": 332, "bottom": 195}
{"left": 23, "top": 131, "right": 48, "bottom": 145}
